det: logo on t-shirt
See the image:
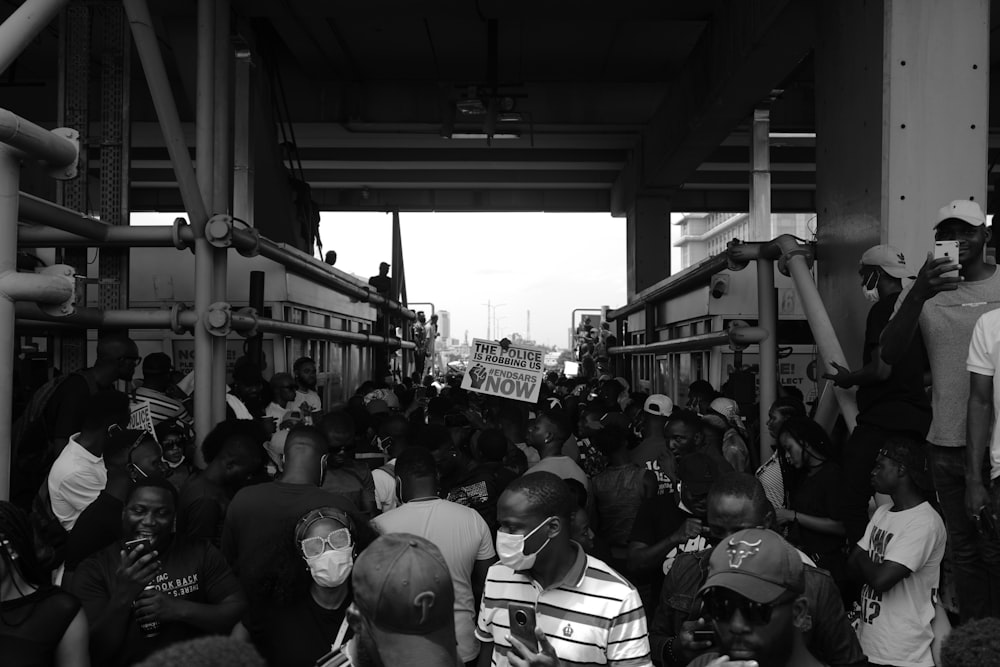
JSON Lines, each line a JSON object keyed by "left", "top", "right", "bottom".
{"left": 860, "top": 526, "right": 894, "bottom": 624}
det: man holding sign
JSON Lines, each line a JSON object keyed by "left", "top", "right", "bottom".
{"left": 461, "top": 338, "right": 546, "bottom": 404}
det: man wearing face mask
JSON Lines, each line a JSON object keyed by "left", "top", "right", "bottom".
{"left": 476, "top": 472, "right": 653, "bottom": 667}
{"left": 222, "top": 425, "right": 359, "bottom": 603}
{"left": 822, "top": 245, "right": 932, "bottom": 544}
{"left": 374, "top": 447, "right": 496, "bottom": 665}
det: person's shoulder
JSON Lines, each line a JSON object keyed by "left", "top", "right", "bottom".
{"left": 581, "top": 553, "right": 640, "bottom": 596}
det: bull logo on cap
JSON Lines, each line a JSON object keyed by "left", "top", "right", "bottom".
{"left": 726, "top": 538, "right": 762, "bottom": 568}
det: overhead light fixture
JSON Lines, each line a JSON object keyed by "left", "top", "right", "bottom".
{"left": 448, "top": 132, "right": 520, "bottom": 140}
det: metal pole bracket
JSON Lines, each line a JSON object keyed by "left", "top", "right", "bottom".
{"left": 36, "top": 264, "right": 77, "bottom": 316}
{"left": 205, "top": 214, "right": 234, "bottom": 249}
{"left": 47, "top": 127, "right": 79, "bottom": 180}
{"left": 234, "top": 307, "right": 259, "bottom": 338}
{"left": 169, "top": 302, "right": 193, "bottom": 334}
{"left": 777, "top": 246, "right": 814, "bottom": 277}
{"left": 204, "top": 301, "right": 232, "bottom": 336}
{"left": 171, "top": 217, "right": 191, "bottom": 250}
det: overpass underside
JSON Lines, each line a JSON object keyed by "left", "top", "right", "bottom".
{"left": 3, "top": 0, "right": 999, "bottom": 375}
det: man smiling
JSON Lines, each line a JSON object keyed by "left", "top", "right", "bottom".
{"left": 71, "top": 478, "right": 246, "bottom": 666}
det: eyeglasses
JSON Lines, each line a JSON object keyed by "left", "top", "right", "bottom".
{"left": 300, "top": 528, "right": 352, "bottom": 558}
{"left": 700, "top": 589, "right": 796, "bottom": 626}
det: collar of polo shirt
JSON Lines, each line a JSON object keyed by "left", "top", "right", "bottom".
{"left": 534, "top": 542, "right": 588, "bottom": 591}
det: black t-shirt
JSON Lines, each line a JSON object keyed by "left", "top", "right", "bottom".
{"left": 178, "top": 474, "right": 230, "bottom": 546}
{"left": 65, "top": 491, "right": 123, "bottom": 571}
{"left": 446, "top": 464, "right": 500, "bottom": 532}
{"left": 788, "top": 463, "right": 847, "bottom": 559}
{"left": 71, "top": 538, "right": 242, "bottom": 667}
{"left": 627, "top": 494, "right": 691, "bottom": 592}
{"left": 1, "top": 586, "right": 81, "bottom": 667}
{"left": 245, "top": 592, "right": 351, "bottom": 667}
{"left": 221, "top": 482, "right": 358, "bottom": 598}
{"left": 856, "top": 292, "right": 932, "bottom": 435}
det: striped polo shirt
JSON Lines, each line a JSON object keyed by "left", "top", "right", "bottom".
{"left": 476, "top": 544, "right": 652, "bottom": 667}
{"left": 135, "top": 386, "right": 193, "bottom": 427}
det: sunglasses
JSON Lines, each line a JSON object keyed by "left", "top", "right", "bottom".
{"left": 700, "top": 589, "right": 796, "bottom": 626}
{"left": 300, "top": 528, "right": 352, "bottom": 559}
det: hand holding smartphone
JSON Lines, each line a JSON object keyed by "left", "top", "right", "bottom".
{"left": 934, "top": 240, "right": 960, "bottom": 278}
{"left": 508, "top": 603, "right": 538, "bottom": 653}
{"left": 125, "top": 537, "right": 153, "bottom": 554}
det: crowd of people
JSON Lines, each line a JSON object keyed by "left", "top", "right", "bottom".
{"left": 3, "top": 199, "right": 1000, "bottom": 667}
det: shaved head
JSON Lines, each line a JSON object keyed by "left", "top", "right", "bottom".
{"left": 95, "top": 335, "right": 138, "bottom": 362}
{"left": 283, "top": 425, "right": 328, "bottom": 462}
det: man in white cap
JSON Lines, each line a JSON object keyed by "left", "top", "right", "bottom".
{"left": 629, "top": 394, "right": 676, "bottom": 494}
{"left": 881, "top": 200, "right": 1000, "bottom": 621}
{"left": 823, "top": 245, "right": 932, "bottom": 544}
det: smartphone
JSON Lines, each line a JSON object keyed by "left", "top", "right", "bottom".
{"left": 508, "top": 603, "right": 538, "bottom": 652}
{"left": 934, "top": 240, "right": 960, "bottom": 278}
{"left": 124, "top": 537, "right": 152, "bottom": 554}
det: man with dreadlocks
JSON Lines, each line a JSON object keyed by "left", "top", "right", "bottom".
{"left": 0, "top": 501, "right": 90, "bottom": 666}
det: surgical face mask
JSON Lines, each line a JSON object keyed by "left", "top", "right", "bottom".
{"left": 305, "top": 547, "right": 354, "bottom": 588}
{"left": 862, "top": 271, "right": 880, "bottom": 303}
{"left": 496, "top": 516, "right": 555, "bottom": 571}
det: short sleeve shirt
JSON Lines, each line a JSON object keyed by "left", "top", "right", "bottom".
{"left": 72, "top": 538, "right": 242, "bottom": 666}
{"left": 374, "top": 499, "right": 495, "bottom": 662}
{"left": 857, "top": 502, "right": 946, "bottom": 667}
{"left": 967, "top": 309, "right": 1000, "bottom": 478}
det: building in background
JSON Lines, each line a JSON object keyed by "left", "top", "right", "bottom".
{"left": 438, "top": 310, "right": 451, "bottom": 341}
{"left": 673, "top": 212, "right": 815, "bottom": 271}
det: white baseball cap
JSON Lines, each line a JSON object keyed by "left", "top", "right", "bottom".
{"left": 859, "top": 245, "right": 913, "bottom": 280}
{"left": 935, "top": 200, "right": 986, "bottom": 228}
{"left": 644, "top": 394, "right": 673, "bottom": 417}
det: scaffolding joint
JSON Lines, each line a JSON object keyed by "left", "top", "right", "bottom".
{"left": 204, "top": 301, "right": 232, "bottom": 336}
{"left": 234, "top": 307, "right": 259, "bottom": 338}
{"left": 205, "top": 214, "right": 234, "bottom": 249}
{"left": 47, "top": 128, "right": 79, "bottom": 180}
{"left": 170, "top": 303, "right": 193, "bottom": 334}
{"left": 172, "top": 217, "right": 192, "bottom": 250}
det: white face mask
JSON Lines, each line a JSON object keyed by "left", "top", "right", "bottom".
{"left": 496, "top": 516, "right": 555, "bottom": 571}
{"left": 305, "top": 548, "right": 353, "bottom": 588}
{"left": 862, "top": 271, "right": 880, "bottom": 303}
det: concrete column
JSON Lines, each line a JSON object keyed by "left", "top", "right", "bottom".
{"left": 625, "top": 195, "right": 671, "bottom": 300}
{"left": 815, "top": 0, "right": 989, "bottom": 366}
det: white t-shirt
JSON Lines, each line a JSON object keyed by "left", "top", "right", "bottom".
{"left": 294, "top": 389, "right": 322, "bottom": 414}
{"left": 47, "top": 434, "right": 107, "bottom": 530}
{"left": 374, "top": 498, "right": 496, "bottom": 662}
{"left": 857, "top": 502, "right": 946, "bottom": 667}
{"left": 371, "top": 459, "right": 398, "bottom": 513}
{"left": 967, "top": 309, "right": 1000, "bottom": 478}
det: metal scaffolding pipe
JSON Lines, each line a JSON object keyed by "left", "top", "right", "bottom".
{"left": 0, "top": 109, "right": 77, "bottom": 168}
{"left": 124, "top": 0, "right": 208, "bottom": 231}
{"left": 232, "top": 312, "right": 416, "bottom": 350}
{"left": 728, "top": 235, "right": 859, "bottom": 431}
{"left": 0, "top": 0, "right": 70, "bottom": 77}
{"left": 606, "top": 252, "right": 731, "bottom": 321}
{"left": 18, "top": 223, "right": 183, "bottom": 247}
{"left": 756, "top": 259, "right": 778, "bottom": 459}
{"left": 0, "top": 148, "right": 20, "bottom": 498}
{"left": 608, "top": 326, "right": 768, "bottom": 356}
{"left": 0, "top": 271, "right": 74, "bottom": 305}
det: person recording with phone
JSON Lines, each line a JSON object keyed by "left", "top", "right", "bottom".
{"left": 70, "top": 478, "right": 246, "bottom": 666}
{"left": 880, "top": 199, "right": 1000, "bottom": 621}
{"left": 475, "top": 472, "right": 652, "bottom": 667}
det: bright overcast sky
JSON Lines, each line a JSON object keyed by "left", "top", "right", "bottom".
{"left": 134, "top": 210, "right": 667, "bottom": 349}
{"left": 319, "top": 211, "right": 628, "bottom": 348}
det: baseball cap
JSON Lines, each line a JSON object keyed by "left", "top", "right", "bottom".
{"left": 935, "top": 199, "right": 986, "bottom": 228}
{"left": 352, "top": 533, "right": 458, "bottom": 666}
{"left": 143, "top": 352, "right": 173, "bottom": 376}
{"left": 879, "top": 439, "right": 933, "bottom": 491}
{"left": 699, "top": 528, "right": 805, "bottom": 604}
{"left": 644, "top": 394, "right": 674, "bottom": 417}
{"left": 677, "top": 452, "right": 720, "bottom": 495}
{"left": 709, "top": 397, "right": 744, "bottom": 428}
{"left": 859, "top": 244, "right": 914, "bottom": 280}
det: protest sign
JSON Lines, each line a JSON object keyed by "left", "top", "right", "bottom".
{"left": 128, "top": 400, "right": 157, "bottom": 439}
{"left": 460, "top": 338, "right": 545, "bottom": 403}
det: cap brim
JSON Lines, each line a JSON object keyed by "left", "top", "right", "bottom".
{"left": 370, "top": 625, "right": 458, "bottom": 667}
{"left": 699, "top": 573, "right": 790, "bottom": 604}
{"left": 934, "top": 215, "right": 985, "bottom": 228}
{"left": 880, "top": 265, "right": 914, "bottom": 280}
